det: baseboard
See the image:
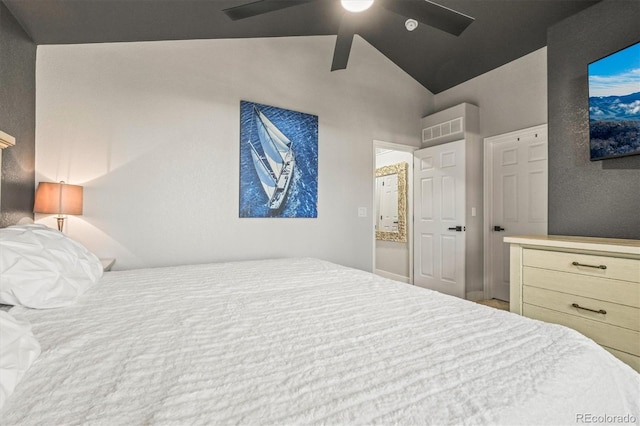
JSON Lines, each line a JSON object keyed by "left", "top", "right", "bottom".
{"left": 466, "top": 290, "right": 484, "bottom": 301}
{"left": 375, "top": 269, "right": 411, "bottom": 284}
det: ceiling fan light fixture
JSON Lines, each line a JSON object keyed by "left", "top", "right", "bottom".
{"left": 341, "top": 0, "right": 374, "bottom": 13}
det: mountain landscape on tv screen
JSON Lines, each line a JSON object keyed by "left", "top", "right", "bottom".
{"left": 589, "top": 91, "right": 640, "bottom": 159}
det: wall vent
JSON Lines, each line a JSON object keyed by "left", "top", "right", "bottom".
{"left": 422, "top": 117, "right": 463, "bottom": 144}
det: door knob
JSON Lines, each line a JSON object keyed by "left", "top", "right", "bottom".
{"left": 494, "top": 226, "right": 505, "bottom": 231}
{"left": 448, "top": 226, "right": 463, "bottom": 232}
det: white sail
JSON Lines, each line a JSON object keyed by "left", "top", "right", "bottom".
{"left": 249, "top": 143, "right": 276, "bottom": 199}
{"left": 258, "top": 110, "right": 291, "bottom": 153}
{"left": 250, "top": 106, "right": 296, "bottom": 211}
{"left": 255, "top": 108, "right": 294, "bottom": 177}
{"left": 257, "top": 121, "right": 284, "bottom": 176}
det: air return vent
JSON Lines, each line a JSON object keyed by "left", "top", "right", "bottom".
{"left": 421, "top": 103, "right": 479, "bottom": 147}
{"left": 422, "top": 117, "right": 463, "bottom": 143}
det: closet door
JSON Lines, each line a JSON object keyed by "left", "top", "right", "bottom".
{"left": 414, "top": 140, "right": 466, "bottom": 298}
{"left": 485, "top": 125, "right": 548, "bottom": 301}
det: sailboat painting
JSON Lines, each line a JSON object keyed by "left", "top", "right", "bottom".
{"left": 239, "top": 101, "right": 318, "bottom": 218}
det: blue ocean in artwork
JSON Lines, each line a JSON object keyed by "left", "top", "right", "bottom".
{"left": 239, "top": 101, "right": 318, "bottom": 218}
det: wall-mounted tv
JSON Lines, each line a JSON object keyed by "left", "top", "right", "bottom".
{"left": 588, "top": 41, "right": 640, "bottom": 161}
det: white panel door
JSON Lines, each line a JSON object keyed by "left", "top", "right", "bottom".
{"left": 378, "top": 174, "right": 399, "bottom": 232}
{"left": 414, "top": 140, "right": 466, "bottom": 298}
{"left": 487, "top": 126, "right": 548, "bottom": 301}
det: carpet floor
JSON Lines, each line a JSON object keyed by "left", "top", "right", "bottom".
{"left": 474, "top": 299, "right": 510, "bottom": 311}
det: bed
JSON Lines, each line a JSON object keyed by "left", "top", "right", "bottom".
{"left": 1, "top": 225, "right": 638, "bottom": 425}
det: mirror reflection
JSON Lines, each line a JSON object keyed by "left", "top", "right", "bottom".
{"left": 375, "top": 162, "right": 407, "bottom": 242}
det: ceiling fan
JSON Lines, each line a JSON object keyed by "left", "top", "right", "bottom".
{"left": 222, "top": 0, "right": 474, "bottom": 71}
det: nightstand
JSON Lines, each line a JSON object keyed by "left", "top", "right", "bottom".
{"left": 100, "top": 258, "right": 116, "bottom": 272}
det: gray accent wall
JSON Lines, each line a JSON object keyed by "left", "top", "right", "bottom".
{"left": 0, "top": 2, "right": 36, "bottom": 227}
{"left": 547, "top": 0, "right": 640, "bottom": 240}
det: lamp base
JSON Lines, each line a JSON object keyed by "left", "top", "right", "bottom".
{"left": 56, "top": 216, "right": 65, "bottom": 232}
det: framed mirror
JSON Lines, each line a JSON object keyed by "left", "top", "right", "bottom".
{"left": 375, "top": 162, "right": 407, "bottom": 243}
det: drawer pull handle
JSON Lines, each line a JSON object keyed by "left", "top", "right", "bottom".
{"left": 571, "top": 261, "right": 607, "bottom": 270}
{"left": 571, "top": 303, "right": 606, "bottom": 315}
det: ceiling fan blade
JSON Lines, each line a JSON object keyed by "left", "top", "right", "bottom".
{"left": 331, "top": 16, "right": 356, "bottom": 71}
{"left": 380, "top": 0, "right": 474, "bottom": 36}
{"left": 223, "top": 0, "right": 315, "bottom": 21}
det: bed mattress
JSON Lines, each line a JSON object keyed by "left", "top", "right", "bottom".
{"left": 4, "top": 258, "right": 639, "bottom": 425}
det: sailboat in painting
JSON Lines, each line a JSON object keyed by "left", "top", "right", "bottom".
{"left": 249, "top": 106, "right": 295, "bottom": 211}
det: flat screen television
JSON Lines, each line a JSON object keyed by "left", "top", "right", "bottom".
{"left": 588, "top": 41, "right": 640, "bottom": 160}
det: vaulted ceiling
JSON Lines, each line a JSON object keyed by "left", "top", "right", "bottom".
{"left": 4, "top": 0, "right": 600, "bottom": 93}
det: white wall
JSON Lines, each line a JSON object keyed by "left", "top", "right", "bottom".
{"left": 433, "top": 47, "right": 548, "bottom": 139}
{"left": 35, "top": 36, "right": 433, "bottom": 271}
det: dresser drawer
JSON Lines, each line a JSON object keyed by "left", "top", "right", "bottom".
{"left": 523, "top": 286, "right": 640, "bottom": 331}
{"left": 523, "top": 248, "right": 640, "bottom": 283}
{"left": 523, "top": 267, "right": 640, "bottom": 308}
{"left": 523, "top": 304, "right": 640, "bottom": 356}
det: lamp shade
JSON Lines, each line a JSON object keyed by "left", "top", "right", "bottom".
{"left": 34, "top": 182, "right": 83, "bottom": 215}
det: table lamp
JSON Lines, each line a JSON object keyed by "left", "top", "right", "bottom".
{"left": 33, "top": 181, "right": 83, "bottom": 232}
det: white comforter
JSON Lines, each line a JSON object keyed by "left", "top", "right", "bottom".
{"left": 4, "top": 258, "right": 639, "bottom": 425}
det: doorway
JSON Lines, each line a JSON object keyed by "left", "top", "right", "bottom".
{"left": 372, "top": 140, "right": 416, "bottom": 283}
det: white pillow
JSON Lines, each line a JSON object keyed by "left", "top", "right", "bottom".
{"left": 0, "top": 311, "right": 41, "bottom": 409}
{"left": 0, "top": 224, "right": 103, "bottom": 308}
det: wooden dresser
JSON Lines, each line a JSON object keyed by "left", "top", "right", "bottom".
{"left": 505, "top": 235, "right": 640, "bottom": 371}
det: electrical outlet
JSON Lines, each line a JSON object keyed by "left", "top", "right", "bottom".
{"left": 358, "top": 207, "right": 367, "bottom": 217}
